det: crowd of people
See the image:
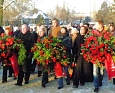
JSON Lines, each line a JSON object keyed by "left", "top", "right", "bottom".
{"left": 0, "top": 18, "right": 115, "bottom": 93}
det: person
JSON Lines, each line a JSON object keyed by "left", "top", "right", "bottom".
{"left": 14, "top": 26, "right": 21, "bottom": 38}
{"left": 56, "top": 26, "right": 72, "bottom": 89}
{"left": 0, "top": 26, "right": 4, "bottom": 67}
{"left": 73, "top": 26, "right": 93, "bottom": 88}
{"left": 109, "top": 24, "right": 115, "bottom": 84}
{"left": 1, "top": 26, "right": 15, "bottom": 83}
{"left": 93, "top": 20, "right": 105, "bottom": 92}
{"left": 67, "top": 23, "right": 73, "bottom": 36}
{"left": 77, "top": 23, "right": 84, "bottom": 31}
{"left": 109, "top": 24, "right": 115, "bottom": 35}
{"left": 48, "top": 18, "right": 61, "bottom": 79}
{"left": 30, "top": 27, "right": 33, "bottom": 33}
{"left": 36, "top": 24, "right": 41, "bottom": 34}
{"left": 30, "top": 26, "right": 38, "bottom": 73}
{"left": 37, "top": 25, "right": 49, "bottom": 87}
{"left": 70, "top": 27, "right": 79, "bottom": 80}
{"left": 0, "top": 26, "right": 4, "bottom": 35}
{"left": 48, "top": 18, "right": 61, "bottom": 38}
{"left": 15, "top": 24, "right": 35, "bottom": 86}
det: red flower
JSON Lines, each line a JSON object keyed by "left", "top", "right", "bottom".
{"left": 81, "top": 44, "right": 84, "bottom": 46}
{"left": 46, "top": 60, "right": 49, "bottom": 64}
{"left": 5, "top": 42, "right": 10, "bottom": 46}
{"left": 81, "top": 49, "right": 85, "bottom": 53}
{"left": 48, "top": 35, "right": 53, "bottom": 39}
{"left": 63, "top": 55, "right": 66, "bottom": 58}
{"left": 1, "top": 45, "right": 5, "bottom": 50}
{"left": 0, "top": 40, "right": 2, "bottom": 44}
{"left": 37, "top": 38, "right": 41, "bottom": 42}
{"left": 99, "top": 43, "right": 105, "bottom": 48}
{"left": 40, "top": 50, "right": 44, "bottom": 56}
{"left": 46, "top": 43, "right": 49, "bottom": 48}
{"left": 72, "top": 63, "right": 75, "bottom": 67}
{"left": 63, "top": 47, "right": 67, "bottom": 50}
{"left": 50, "top": 39, "right": 53, "bottom": 43}
{"left": 91, "top": 50, "right": 97, "bottom": 55}
{"left": 1, "top": 33, "right": 4, "bottom": 37}
{"left": 17, "top": 39, "right": 22, "bottom": 43}
{"left": 52, "top": 57, "right": 56, "bottom": 62}
{"left": 1, "top": 52, "right": 5, "bottom": 57}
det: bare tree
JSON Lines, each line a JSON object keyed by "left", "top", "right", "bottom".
{"left": 47, "top": 2, "right": 77, "bottom": 24}
{"left": 3, "top": 0, "right": 34, "bottom": 26}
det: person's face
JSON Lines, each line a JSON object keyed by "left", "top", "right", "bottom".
{"left": 80, "top": 27, "right": 86, "bottom": 35}
{"left": 52, "top": 20, "right": 58, "bottom": 27}
{"left": 72, "top": 33, "right": 77, "bottom": 37}
{"left": 21, "top": 25, "right": 28, "bottom": 34}
{"left": 38, "top": 28, "right": 45, "bottom": 37}
{"left": 5, "top": 30, "right": 9, "bottom": 35}
{"left": 94, "top": 22, "right": 100, "bottom": 30}
{"left": 61, "top": 28, "right": 66, "bottom": 34}
{"left": 110, "top": 26, "right": 115, "bottom": 32}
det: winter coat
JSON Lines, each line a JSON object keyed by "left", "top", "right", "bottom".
{"left": 18, "top": 31, "right": 35, "bottom": 72}
{"left": 58, "top": 32, "right": 72, "bottom": 64}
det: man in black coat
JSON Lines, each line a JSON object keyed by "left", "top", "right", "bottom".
{"left": 15, "top": 24, "right": 35, "bottom": 86}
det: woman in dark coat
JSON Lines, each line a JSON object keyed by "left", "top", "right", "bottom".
{"left": 56, "top": 26, "right": 72, "bottom": 89}
{"left": 73, "top": 26, "right": 93, "bottom": 88}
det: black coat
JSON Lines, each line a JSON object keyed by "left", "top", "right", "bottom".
{"left": 58, "top": 33, "right": 72, "bottom": 50}
{"left": 18, "top": 31, "right": 35, "bottom": 53}
{"left": 18, "top": 31, "right": 35, "bottom": 72}
{"left": 73, "top": 34, "right": 85, "bottom": 60}
{"left": 0, "top": 26, "right": 4, "bottom": 35}
{"left": 73, "top": 34, "right": 93, "bottom": 83}
{"left": 58, "top": 33, "right": 72, "bottom": 64}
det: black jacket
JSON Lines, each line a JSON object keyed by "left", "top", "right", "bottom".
{"left": 18, "top": 31, "right": 35, "bottom": 53}
{"left": 58, "top": 33, "right": 72, "bottom": 50}
{"left": 0, "top": 26, "right": 4, "bottom": 35}
{"left": 73, "top": 34, "right": 85, "bottom": 60}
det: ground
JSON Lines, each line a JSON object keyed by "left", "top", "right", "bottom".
{"left": 0, "top": 66, "right": 115, "bottom": 93}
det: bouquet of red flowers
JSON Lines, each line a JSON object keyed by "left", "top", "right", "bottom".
{"left": 81, "top": 30, "right": 115, "bottom": 67}
{"left": 0, "top": 33, "right": 26, "bottom": 65}
{"left": 31, "top": 35, "right": 69, "bottom": 66}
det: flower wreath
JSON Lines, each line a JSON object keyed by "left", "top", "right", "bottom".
{"left": 0, "top": 33, "right": 26, "bottom": 65}
{"left": 81, "top": 30, "right": 115, "bottom": 67}
{"left": 31, "top": 35, "right": 70, "bottom": 66}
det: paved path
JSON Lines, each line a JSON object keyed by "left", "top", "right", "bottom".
{"left": 0, "top": 67, "right": 115, "bottom": 93}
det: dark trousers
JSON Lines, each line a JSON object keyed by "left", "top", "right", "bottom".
{"left": 2, "top": 66, "right": 8, "bottom": 81}
{"left": 73, "top": 56, "right": 85, "bottom": 86}
{"left": 31, "top": 59, "right": 36, "bottom": 72}
{"left": 64, "top": 66, "right": 70, "bottom": 84}
{"left": 73, "top": 55, "right": 93, "bottom": 86}
{"left": 73, "top": 65, "right": 85, "bottom": 86}
{"left": 2, "top": 65, "right": 13, "bottom": 81}
{"left": 113, "top": 78, "right": 115, "bottom": 84}
{"left": 17, "top": 65, "right": 30, "bottom": 85}
{"left": 42, "top": 71, "right": 48, "bottom": 87}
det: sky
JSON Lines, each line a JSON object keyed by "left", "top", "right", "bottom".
{"left": 32, "top": 0, "right": 114, "bottom": 16}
